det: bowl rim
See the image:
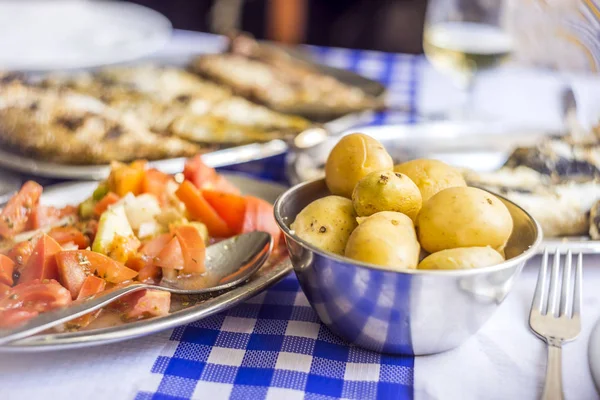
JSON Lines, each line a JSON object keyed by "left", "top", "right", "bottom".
{"left": 273, "top": 178, "right": 544, "bottom": 277}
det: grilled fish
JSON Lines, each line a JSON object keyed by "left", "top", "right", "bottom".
{"left": 0, "top": 81, "right": 200, "bottom": 164}
{"left": 42, "top": 65, "right": 313, "bottom": 144}
{"left": 190, "top": 35, "right": 382, "bottom": 118}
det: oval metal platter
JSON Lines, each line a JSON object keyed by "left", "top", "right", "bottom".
{"left": 0, "top": 174, "right": 292, "bottom": 352}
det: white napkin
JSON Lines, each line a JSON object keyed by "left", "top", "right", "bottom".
{"left": 413, "top": 258, "right": 600, "bottom": 400}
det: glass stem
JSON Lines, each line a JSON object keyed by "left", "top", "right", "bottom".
{"left": 457, "top": 72, "right": 476, "bottom": 120}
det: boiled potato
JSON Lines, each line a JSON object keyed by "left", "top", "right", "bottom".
{"left": 291, "top": 196, "right": 358, "bottom": 255}
{"left": 417, "top": 187, "right": 513, "bottom": 253}
{"left": 345, "top": 211, "right": 420, "bottom": 270}
{"left": 418, "top": 247, "right": 505, "bottom": 270}
{"left": 352, "top": 171, "right": 422, "bottom": 221}
{"left": 393, "top": 159, "right": 466, "bottom": 202}
{"left": 325, "top": 133, "right": 394, "bottom": 198}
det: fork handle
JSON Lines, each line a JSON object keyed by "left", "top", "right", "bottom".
{"left": 542, "top": 340, "right": 564, "bottom": 400}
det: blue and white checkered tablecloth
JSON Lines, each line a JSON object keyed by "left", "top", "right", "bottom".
{"left": 134, "top": 43, "right": 419, "bottom": 400}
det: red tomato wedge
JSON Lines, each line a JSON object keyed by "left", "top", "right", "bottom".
{"left": 137, "top": 263, "right": 162, "bottom": 284}
{"left": 142, "top": 169, "right": 172, "bottom": 203}
{"left": 173, "top": 226, "right": 206, "bottom": 274}
{"left": 6, "top": 240, "right": 34, "bottom": 268}
{"left": 0, "top": 181, "right": 43, "bottom": 238}
{"left": 93, "top": 192, "right": 120, "bottom": 217}
{"left": 67, "top": 275, "right": 107, "bottom": 329}
{"left": 155, "top": 236, "right": 184, "bottom": 270}
{"left": 0, "top": 279, "right": 71, "bottom": 328}
{"left": 0, "top": 254, "right": 15, "bottom": 286}
{"left": 183, "top": 155, "right": 240, "bottom": 195}
{"left": 0, "top": 309, "right": 39, "bottom": 328}
{"left": 0, "top": 279, "right": 71, "bottom": 312}
{"left": 48, "top": 227, "right": 89, "bottom": 249}
{"left": 77, "top": 275, "right": 106, "bottom": 300}
{"left": 56, "top": 250, "right": 137, "bottom": 284}
{"left": 0, "top": 282, "right": 11, "bottom": 297}
{"left": 242, "top": 196, "right": 281, "bottom": 250}
{"left": 56, "top": 250, "right": 91, "bottom": 299}
{"left": 176, "top": 181, "right": 231, "bottom": 237}
{"left": 18, "top": 234, "right": 62, "bottom": 284}
{"left": 140, "top": 233, "right": 172, "bottom": 257}
{"left": 119, "top": 289, "right": 171, "bottom": 321}
{"left": 202, "top": 190, "right": 247, "bottom": 234}
{"left": 28, "top": 205, "right": 60, "bottom": 230}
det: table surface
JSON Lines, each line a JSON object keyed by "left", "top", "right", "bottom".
{"left": 2, "top": 29, "right": 600, "bottom": 400}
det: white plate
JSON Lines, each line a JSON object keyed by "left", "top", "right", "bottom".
{"left": 0, "top": 1, "right": 172, "bottom": 70}
{"left": 0, "top": 174, "right": 292, "bottom": 352}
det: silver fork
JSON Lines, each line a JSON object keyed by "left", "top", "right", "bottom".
{"left": 530, "top": 249, "right": 583, "bottom": 400}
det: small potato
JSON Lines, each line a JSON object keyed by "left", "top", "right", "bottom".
{"left": 352, "top": 171, "right": 422, "bottom": 221}
{"left": 418, "top": 247, "right": 505, "bottom": 270}
{"left": 291, "top": 196, "right": 358, "bottom": 255}
{"left": 325, "top": 133, "right": 394, "bottom": 198}
{"left": 417, "top": 187, "right": 513, "bottom": 253}
{"left": 345, "top": 211, "right": 420, "bottom": 270}
{"left": 394, "top": 159, "right": 466, "bottom": 202}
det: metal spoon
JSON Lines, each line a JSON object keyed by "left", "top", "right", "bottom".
{"left": 0, "top": 231, "right": 273, "bottom": 346}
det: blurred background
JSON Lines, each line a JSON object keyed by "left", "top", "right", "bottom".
{"left": 127, "top": 0, "right": 428, "bottom": 54}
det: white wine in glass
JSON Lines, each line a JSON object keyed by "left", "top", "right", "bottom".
{"left": 423, "top": 0, "right": 513, "bottom": 119}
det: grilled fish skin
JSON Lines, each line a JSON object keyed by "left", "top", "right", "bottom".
{"left": 190, "top": 47, "right": 382, "bottom": 118}
{"left": 0, "top": 81, "right": 200, "bottom": 164}
{"left": 42, "top": 65, "right": 313, "bottom": 145}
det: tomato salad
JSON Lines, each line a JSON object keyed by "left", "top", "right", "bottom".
{"left": 0, "top": 156, "right": 281, "bottom": 331}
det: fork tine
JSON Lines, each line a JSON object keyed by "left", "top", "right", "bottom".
{"left": 532, "top": 249, "right": 549, "bottom": 313}
{"left": 548, "top": 248, "right": 562, "bottom": 316}
{"left": 560, "top": 250, "right": 572, "bottom": 317}
{"left": 573, "top": 252, "right": 583, "bottom": 316}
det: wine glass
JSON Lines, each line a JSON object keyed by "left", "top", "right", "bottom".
{"left": 423, "top": 0, "right": 513, "bottom": 119}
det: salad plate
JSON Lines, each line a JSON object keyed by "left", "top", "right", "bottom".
{"left": 0, "top": 173, "right": 292, "bottom": 352}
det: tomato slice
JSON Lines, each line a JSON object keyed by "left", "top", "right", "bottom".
{"left": 48, "top": 226, "right": 89, "bottom": 249}
{"left": 173, "top": 226, "right": 205, "bottom": 274}
{"left": 0, "top": 279, "right": 71, "bottom": 328}
{"left": 155, "top": 236, "right": 184, "bottom": 270}
{"left": 0, "top": 279, "right": 71, "bottom": 312}
{"left": 0, "top": 254, "right": 15, "bottom": 286}
{"left": 0, "top": 282, "right": 11, "bottom": 297}
{"left": 18, "top": 234, "right": 62, "bottom": 284}
{"left": 28, "top": 205, "right": 60, "bottom": 231}
{"left": 56, "top": 250, "right": 137, "bottom": 284}
{"left": 137, "top": 263, "right": 162, "bottom": 284}
{"left": 61, "top": 275, "right": 107, "bottom": 330}
{"left": 117, "top": 289, "right": 171, "bottom": 321}
{"left": 93, "top": 192, "right": 120, "bottom": 217}
{"left": 77, "top": 275, "right": 106, "bottom": 300}
{"left": 242, "top": 196, "right": 281, "bottom": 250}
{"left": 140, "top": 233, "right": 172, "bottom": 257}
{"left": 0, "top": 309, "right": 39, "bottom": 328}
{"left": 202, "top": 190, "right": 247, "bottom": 234}
{"left": 0, "top": 181, "right": 43, "bottom": 238}
{"left": 56, "top": 250, "right": 91, "bottom": 299}
{"left": 183, "top": 155, "right": 240, "bottom": 195}
{"left": 6, "top": 240, "right": 34, "bottom": 269}
{"left": 176, "top": 181, "right": 231, "bottom": 237}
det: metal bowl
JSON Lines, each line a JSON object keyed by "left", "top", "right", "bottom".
{"left": 274, "top": 179, "right": 543, "bottom": 355}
